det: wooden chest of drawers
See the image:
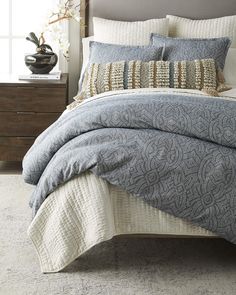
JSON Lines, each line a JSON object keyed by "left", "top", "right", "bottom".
{"left": 0, "top": 74, "right": 68, "bottom": 161}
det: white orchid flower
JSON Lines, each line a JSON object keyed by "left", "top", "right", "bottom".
{"left": 39, "top": 0, "right": 80, "bottom": 60}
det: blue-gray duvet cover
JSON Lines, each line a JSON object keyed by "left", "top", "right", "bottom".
{"left": 23, "top": 91, "right": 236, "bottom": 243}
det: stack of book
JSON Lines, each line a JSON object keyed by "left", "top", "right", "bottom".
{"left": 18, "top": 71, "right": 61, "bottom": 80}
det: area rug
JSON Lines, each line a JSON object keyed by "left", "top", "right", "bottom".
{"left": 1, "top": 174, "right": 236, "bottom": 295}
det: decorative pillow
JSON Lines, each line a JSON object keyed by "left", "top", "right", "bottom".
{"left": 93, "top": 17, "right": 169, "bottom": 46}
{"left": 77, "top": 41, "right": 164, "bottom": 93}
{"left": 75, "top": 59, "right": 230, "bottom": 101}
{"left": 167, "top": 15, "right": 236, "bottom": 47}
{"left": 151, "top": 35, "right": 231, "bottom": 69}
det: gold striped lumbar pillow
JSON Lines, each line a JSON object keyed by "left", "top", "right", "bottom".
{"left": 77, "top": 59, "right": 230, "bottom": 100}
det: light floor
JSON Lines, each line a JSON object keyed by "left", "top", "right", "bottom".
{"left": 1, "top": 162, "right": 236, "bottom": 295}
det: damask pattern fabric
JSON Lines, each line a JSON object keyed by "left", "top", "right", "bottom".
{"left": 93, "top": 17, "right": 169, "bottom": 46}
{"left": 23, "top": 91, "right": 236, "bottom": 244}
{"left": 151, "top": 35, "right": 231, "bottom": 69}
{"left": 80, "top": 59, "right": 228, "bottom": 99}
{"left": 167, "top": 15, "right": 236, "bottom": 47}
{"left": 88, "top": 41, "right": 163, "bottom": 64}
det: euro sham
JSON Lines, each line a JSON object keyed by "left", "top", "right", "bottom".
{"left": 77, "top": 59, "right": 229, "bottom": 101}
{"left": 93, "top": 17, "right": 169, "bottom": 45}
{"left": 151, "top": 35, "right": 231, "bottom": 69}
{"left": 167, "top": 15, "right": 236, "bottom": 47}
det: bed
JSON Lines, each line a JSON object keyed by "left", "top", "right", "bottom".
{"left": 23, "top": 0, "right": 236, "bottom": 273}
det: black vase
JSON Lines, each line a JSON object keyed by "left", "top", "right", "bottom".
{"left": 25, "top": 52, "right": 58, "bottom": 74}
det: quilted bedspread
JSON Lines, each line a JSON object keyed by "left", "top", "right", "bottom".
{"left": 23, "top": 90, "right": 236, "bottom": 243}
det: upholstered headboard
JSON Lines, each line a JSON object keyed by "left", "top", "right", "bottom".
{"left": 80, "top": 0, "right": 236, "bottom": 37}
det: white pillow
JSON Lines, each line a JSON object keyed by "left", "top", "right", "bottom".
{"left": 81, "top": 36, "right": 94, "bottom": 73}
{"left": 167, "top": 15, "right": 236, "bottom": 47}
{"left": 93, "top": 17, "right": 169, "bottom": 46}
{"left": 78, "top": 36, "right": 94, "bottom": 92}
{"left": 224, "top": 48, "right": 236, "bottom": 85}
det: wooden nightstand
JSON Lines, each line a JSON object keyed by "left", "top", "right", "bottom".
{"left": 0, "top": 73, "right": 68, "bottom": 161}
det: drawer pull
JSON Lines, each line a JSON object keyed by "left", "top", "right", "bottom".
{"left": 17, "top": 111, "right": 36, "bottom": 115}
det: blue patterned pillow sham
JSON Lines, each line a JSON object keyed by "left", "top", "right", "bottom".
{"left": 88, "top": 41, "right": 163, "bottom": 63}
{"left": 150, "top": 34, "right": 231, "bottom": 69}
{"left": 78, "top": 41, "right": 163, "bottom": 91}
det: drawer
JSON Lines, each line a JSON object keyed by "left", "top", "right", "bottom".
{"left": 0, "top": 137, "right": 35, "bottom": 161}
{"left": 0, "top": 86, "right": 67, "bottom": 112}
{"left": 0, "top": 112, "right": 61, "bottom": 136}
